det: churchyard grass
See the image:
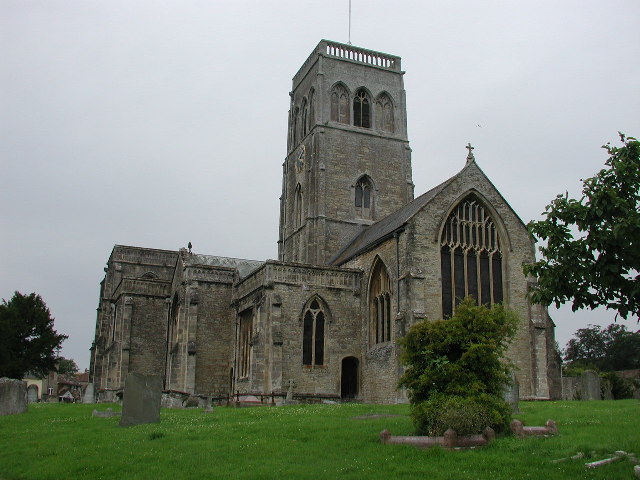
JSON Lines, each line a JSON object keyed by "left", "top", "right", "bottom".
{"left": 0, "top": 400, "right": 637, "bottom": 480}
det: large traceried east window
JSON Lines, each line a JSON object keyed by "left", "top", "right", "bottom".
{"left": 302, "top": 298, "right": 325, "bottom": 366}
{"left": 440, "top": 195, "right": 503, "bottom": 318}
{"left": 369, "top": 258, "right": 392, "bottom": 344}
{"left": 353, "top": 88, "right": 371, "bottom": 128}
{"left": 330, "top": 84, "right": 350, "bottom": 124}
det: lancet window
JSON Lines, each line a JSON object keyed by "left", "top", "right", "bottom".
{"left": 440, "top": 195, "right": 503, "bottom": 318}
{"left": 302, "top": 298, "right": 325, "bottom": 366}
{"left": 369, "top": 259, "right": 392, "bottom": 344}
{"left": 353, "top": 88, "right": 371, "bottom": 128}
{"left": 294, "top": 184, "right": 303, "bottom": 229}
{"left": 301, "top": 98, "right": 308, "bottom": 137}
{"left": 330, "top": 84, "right": 350, "bottom": 124}
{"left": 375, "top": 93, "right": 394, "bottom": 133}
{"left": 238, "top": 309, "right": 253, "bottom": 378}
{"left": 308, "top": 89, "right": 315, "bottom": 132}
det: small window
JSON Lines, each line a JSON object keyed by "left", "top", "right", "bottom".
{"left": 355, "top": 176, "right": 373, "bottom": 219}
{"left": 353, "top": 88, "right": 371, "bottom": 128}
{"left": 302, "top": 299, "right": 325, "bottom": 366}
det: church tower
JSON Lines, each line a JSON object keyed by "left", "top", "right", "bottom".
{"left": 278, "top": 40, "right": 414, "bottom": 265}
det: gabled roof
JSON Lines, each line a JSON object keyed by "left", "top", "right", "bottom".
{"left": 185, "top": 254, "right": 264, "bottom": 280}
{"left": 329, "top": 172, "right": 458, "bottom": 266}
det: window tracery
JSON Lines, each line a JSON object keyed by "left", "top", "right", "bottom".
{"left": 302, "top": 298, "right": 325, "bottom": 366}
{"left": 375, "top": 93, "right": 394, "bottom": 133}
{"left": 440, "top": 196, "right": 503, "bottom": 317}
{"left": 369, "top": 259, "right": 392, "bottom": 344}
{"left": 353, "top": 88, "right": 371, "bottom": 128}
{"left": 330, "top": 84, "right": 350, "bottom": 124}
{"left": 355, "top": 176, "right": 373, "bottom": 219}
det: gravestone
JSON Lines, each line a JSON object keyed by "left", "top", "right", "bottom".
{"left": 119, "top": 373, "right": 162, "bottom": 427}
{"left": 27, "top": 384, "right": 39, "bottom": 403}
{"left": 581, "top": 370, "right": 602, "bottom": 400}
{"left": 83, "top": 383, "right": 95, "bottom": 404}
{"left": 0, "top": 378, "right": 28, "bottom": 415}
{"left": 503, "top": 373, "right": 520, "bottom": 413}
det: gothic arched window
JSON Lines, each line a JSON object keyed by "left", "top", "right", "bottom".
{"left": 294, "top": 184, "right": 303, "bottom": 229}
{"left": 355, "top": 176, "right": 373, "bottom": 219}
{"left": 308, "top": 89, "right": 315, "bottom": 132}
{"left": 330, "top": 84, "right": 350, "bottom": 124}
{"left": 292, "top": 106, "right": 300, "bottom": 146}
{"left": 353, "top": 88, "right": 371, "bottom": 128}
{"left": 302, "top": 299, "right": 325, "bottom": 366}
{"left": 440, "top": 195, "right": 503, "bottom": 318}
{"left": 375, "top": 93, "right": 394, "bottom": 133}
{"left": 369, "top": 258, "right": 392, "bottom": 344}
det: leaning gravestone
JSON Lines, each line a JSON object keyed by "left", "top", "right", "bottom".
{"left": 119, "top": 373, "right": 162, "bottom": 427}
{"left": 83, "top": 383, "right": 95, "bottom": 404}
{"left": 581, "top": 370, "right": 602, "bottom": 400}
{"left": 27, "top": 384, "right": 39, "bottom": 403}
{"left": 0, "top": 378, "right": 28, "bottom": 415}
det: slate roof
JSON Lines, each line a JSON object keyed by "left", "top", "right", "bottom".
{"left": 329, "top": 176, "right": 455, "bottom": 266}
{"left": 186, "top": 254, "right": 264, "bottom": 280}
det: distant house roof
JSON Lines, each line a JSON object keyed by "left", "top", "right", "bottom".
{"left": 186, "top": 254, "right": 265, "bottom": 280}
{"left": 329, "top": 173, "right": 458, "bottom": 266}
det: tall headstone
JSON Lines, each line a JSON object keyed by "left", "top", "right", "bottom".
{"left": 119, "top": 373, "right": 162, "bottom": 427}
{"left": 0, "top": 378, "right": 28, "bottom": 415}
{"left": 503, "top": 373, "right": 520, "bottom": 413}
{"left": 83, "top": 383, "right": 95, "bottom": 403}
{"left": 581, "top": 370, "right": 602, "bottom": 400}
{"left": 27, "top": 384, "right": 39, "bottom": 403}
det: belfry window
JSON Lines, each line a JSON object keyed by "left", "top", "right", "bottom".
{"left": 369, "top": 259, "right": 392, "bottom": 344}
{"left": 353, "top": 88, "right": 371, "bottom": 128}
{"left": 302, "top": 299, "right": 325, "bottom": 366}
{"left": 375, "top": 93, "right": 394, "bottom": 133}
{"left": 440, "top": 196, "right": 503, "bottom": 318}
{"left": 301, "top": 98, "right": 308, "bottom": 137}
{"left": 330, "top": 84, "right": 349, "bottom": 124}
{"left": 355, "top": 176, "right": 373, "bottom": 219}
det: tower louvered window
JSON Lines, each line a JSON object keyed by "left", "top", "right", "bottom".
{"left": 302, "top": 299, "right": 325, "bottom": 366}
{"left": 370, "top": 259, "right": 392, "bottom": 344}
{"left": 441, "top": 196, "right": 503, "bottom": 318}
{"left": 353, "top": 88, "right": 371, "bottom": 128}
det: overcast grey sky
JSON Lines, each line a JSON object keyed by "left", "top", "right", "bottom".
{"left": 1, "top": 1, "right": 639, "bottom": 370}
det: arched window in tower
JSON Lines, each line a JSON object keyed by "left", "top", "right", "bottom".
{"left": 302, "top": 298, "right": 325, "bottom": 366}
{"left": 353, "top": 88, "right": 371, "bottom": 128}
{"left": 292, "top": 106, "right": 300, "bottom": 146}
{"left": 301, "top": 98, "right": 308, "bottom": 137}
{"left": 369, "top": 258, "right": 392, "bottom": 344}
{"left": 440, "top": 195, "right": 503, "bottom": 318}
{"left": 375, "top": 93, "right": 394, "bottom": 133}
{"left": 294, "top": 184, "right": 303, "bottom": 229}
{"left": 355, "top": 176, "right": 373, "bottom": 219}
{"left": 330, "top": 84, "right": 350, "bottom": 124}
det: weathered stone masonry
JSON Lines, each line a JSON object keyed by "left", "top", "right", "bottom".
{"left": 90, "top": 40, "right": 560, "bottom": 403}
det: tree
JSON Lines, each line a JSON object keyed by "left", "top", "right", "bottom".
{"left": 0, "top": 292, "right": 67, "bottom": 379}
{"left": 56, "top": 357, "right": 79, "bottom": 375}
{"left": 398, "top": 298, "right": 518, "bottom": 435}
{"left": 564, "top": 323, "right": 640, "bottom": 372}
{"left": 524, "top": 134, "right": 640, "bottom": 320}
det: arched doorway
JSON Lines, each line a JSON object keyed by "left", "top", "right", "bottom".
{"left": 341, "top": 357, "right": 359, "bottom": 401}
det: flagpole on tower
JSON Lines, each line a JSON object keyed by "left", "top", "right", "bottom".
{"left": 348, "top": 0, "right": 352, "bottom": 45}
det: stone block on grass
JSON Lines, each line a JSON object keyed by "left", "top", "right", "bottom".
{"left": 119, "top": 373, "right": 162, "bottom": 427}
{"left": 0, "top": 378, "right": 27, "bottom": 416}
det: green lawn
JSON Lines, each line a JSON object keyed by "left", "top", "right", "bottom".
{"left": 0, "top": 400, "right": 638, "bottom": 479}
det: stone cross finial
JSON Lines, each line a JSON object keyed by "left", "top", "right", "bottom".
{"left": 466, "top": 143, "right": 475, "bottom": 164}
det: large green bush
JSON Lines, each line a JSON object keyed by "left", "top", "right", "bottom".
{"left": 399, "top": 298, "right": 518, "bottom": 435}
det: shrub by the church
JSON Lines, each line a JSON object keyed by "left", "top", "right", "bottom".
{"left": 398, "top": 298, "right": 518, "bottom": 435}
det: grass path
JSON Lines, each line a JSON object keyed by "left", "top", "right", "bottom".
{"left": 0, "top": 400, "right": 637, "bottom": 479}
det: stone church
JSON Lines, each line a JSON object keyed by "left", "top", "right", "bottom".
{"left": 89, "top": 40, "right": 560, "bottom": 404}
